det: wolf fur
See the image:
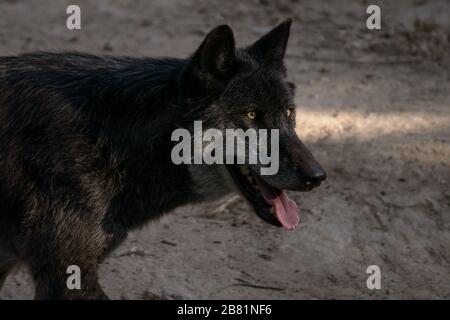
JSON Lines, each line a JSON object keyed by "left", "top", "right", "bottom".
{"left": 0, "top": 19, "right": 325, "bottom": 299}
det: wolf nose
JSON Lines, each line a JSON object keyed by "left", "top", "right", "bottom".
{"left": 304, "top": 167, "right": 327, "bottom": 188}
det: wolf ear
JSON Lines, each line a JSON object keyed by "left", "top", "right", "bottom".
{"left": 186, "top": 25, "right": 236, "bottom": 91}
{"left": 248, "top": 19, "right": 292, "bottom": 66}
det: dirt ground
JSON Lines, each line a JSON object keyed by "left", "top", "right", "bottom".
{"left": 0, "top": 0, "right": 449, "bottom": 299}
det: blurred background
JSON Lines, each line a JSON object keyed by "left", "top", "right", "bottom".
{"left": 0, "top": 0, "right": 449, "bottom": 299}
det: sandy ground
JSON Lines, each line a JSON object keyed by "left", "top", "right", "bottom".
{"left": 0, "top": 0, "right": 449, "bottom": 299}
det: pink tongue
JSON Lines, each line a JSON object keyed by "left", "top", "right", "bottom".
{"left": 267, "top": 191, "right": 299, "bottom": 230}
{"left": 254, "top": 175, "right": 300, "bottom": 230}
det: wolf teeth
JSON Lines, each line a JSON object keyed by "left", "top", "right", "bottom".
{"left": 239, "top": 165, "right": 250, "bottom": 176}
{"left": 269, "top": 207, "right": 275, "bottom": 215}
{"left": 239, "top": 165, "right": 260, "bottom": 190}
{"left": 246, "top": 175, "right": 258, "bottom": 188}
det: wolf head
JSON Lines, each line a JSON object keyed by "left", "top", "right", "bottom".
{"left": 179, "top": 19, "right": 326, "bottom": 230}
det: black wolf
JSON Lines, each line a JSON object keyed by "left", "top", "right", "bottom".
{"left": 0, "top": 19, "right": 326, "bottom": 299}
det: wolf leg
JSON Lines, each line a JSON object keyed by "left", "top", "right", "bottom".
{"left": 30, "top": 260, "right": 108, "bottom": 300}
{"left": 0, "top": 250, "right": 18, "bottom": 299}
{"left": 0, "top": 258, "right": 16, "bottom": 291}
{"left": 24, "top": 210, "right": 110, "bottom": 300}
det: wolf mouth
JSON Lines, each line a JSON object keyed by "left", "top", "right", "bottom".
{"left": 226, "top": 165, "right": 300, "bottom": 230}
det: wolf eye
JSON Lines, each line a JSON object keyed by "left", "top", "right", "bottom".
{"left": 287, "top": 108, "right": 294, "bottom": 118}
{"left": 247, "top": 111, "right": 256, "bottom": 120}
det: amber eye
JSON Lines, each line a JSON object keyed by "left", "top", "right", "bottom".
{"left": 247, "top": 111, "right": 256, "bottom": 120}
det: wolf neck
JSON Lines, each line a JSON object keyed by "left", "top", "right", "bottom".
{"left": 91, "top": 57, "right": 208, "bottom": 229}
